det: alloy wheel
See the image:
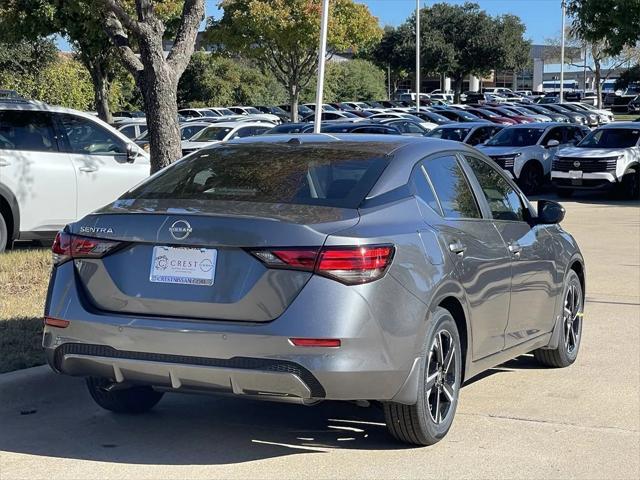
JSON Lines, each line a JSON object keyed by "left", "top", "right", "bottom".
{"left": 425, "top": 330, "right": 457, "bottom": 424}
{"left": 564, "top": 283, "right": 582, "bottom": 354}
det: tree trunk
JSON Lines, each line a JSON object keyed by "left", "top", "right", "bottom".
{"left": 289, "top": 85, "right": 299, "bottom": 123}
{"left": 140, "top": 67, "right": 182, "bottom": 174}
{"left": 453, "top": 76, "right": 463, "bottom": 103}
{"left": 594, "top": 59, "right": 603, "bottom": 109}
{"left": 87, "top": 62, "right": 113, "bottom": 124}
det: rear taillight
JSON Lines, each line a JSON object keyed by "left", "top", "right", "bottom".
{"left": 250, "top": 245, "right": 394, "bottom": 285}
{"left": 52, "top": 232, "right": 121, "bottom": 265}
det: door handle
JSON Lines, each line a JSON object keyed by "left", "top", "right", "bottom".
{"left": 449, "top": 241, "right": 467, "bottom": 256}
{"left": 508, "top": 243, "right": 522, "bottom": 257}
{"left": 78, "top": 166, "right": 98, "bottom": 172}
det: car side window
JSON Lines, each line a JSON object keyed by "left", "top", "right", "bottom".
{"left": 542, "top": 127, "right": 563, "bottom": 145}
{"left": 467, "top": 127, "right": 490, "bottom": 146}
{"left": 0, "top": 110, "right": 57, "bottom": 152}
{"left": 405, "top": 122, "right": 425, "bottom": 134}
{"left": 253, "top": 127, "right": 270, "bottom": 135}
{"left": 233, "top": 127, "right": 255, "bottom": 138}
{"left": 57, "top": 114, "right": 126, "bottom": 155}
{"left": 423, "top": 155, "right": 481, "bottom": 219}
{"left": 464, "top": 156, "right": 525, "bottom": 222}
{"left": 411, "top": 163, "right": 441, "bottom": 215}
{"left": 119, "top": 125, "right": 136, "bottom": 139}
{"left": 567, "top": 126, "right": 585, "bottom": 144}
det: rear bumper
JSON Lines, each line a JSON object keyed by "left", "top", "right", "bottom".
{"left": 43, "top": 262, "right": 429, "bottom": 404}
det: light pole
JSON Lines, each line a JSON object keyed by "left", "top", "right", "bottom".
{"left": 415, "top": 0, "right": 420, "bottom": 111}
{"left": 559, "top": 0, "right": 566, "bottom": 103}
{"left": 313, "top": 0, "right": 330, "bottom": 133}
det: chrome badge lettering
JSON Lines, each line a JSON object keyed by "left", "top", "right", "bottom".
{"left": 79, "top": 226, "right": 114, "bottom": 234}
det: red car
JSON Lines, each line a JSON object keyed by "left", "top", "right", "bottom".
{"left": 482, "top": 106, "right": 535, "bottom": 124}
{"left": 464, "top": 107, "right": 518, "bottom": 125}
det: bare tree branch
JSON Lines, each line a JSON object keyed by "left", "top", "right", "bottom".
{"left": 98, "top": 0, "right": 145, "bottom": 36}
{"left": 166, "top": 0, "right": 205, "bottom": 74}
{"left": 103, "top": 12, "right": 143, "bottom": 74}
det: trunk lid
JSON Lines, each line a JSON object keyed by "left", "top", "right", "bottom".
{"left": 69, "top": 200, "right": 359, "bottom": 322}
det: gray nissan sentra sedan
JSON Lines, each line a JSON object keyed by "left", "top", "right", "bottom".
{"left": 43, "top": 134, "right": 585, "bottom": 445}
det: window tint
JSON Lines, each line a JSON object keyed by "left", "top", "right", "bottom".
{"left": 428, "top": 127, "right": 471, "bottom": 142}
{"left": 119, "top": 125, "right": 137, "bottom": 139}
{"left": 0, "top": 110, "right": 57, "bottom": 152}
{"left": 465, "top": 156, "right": 524, "bottom": 222}
{"left": 180, "top": 125, "right": 204, "bottom": 140}
{"left": 58, "top": 114, "right": 126, "bottom": 155}
{"left": 411, "top": 164, "right": 441, "bottom": 214}
{"left": 405, "top": 122, "right": 426, "bottom": 134}
{"left": 124, "top": 144, "right": 389, "bottom": 209}
{"left": 467, "top": 127, "right": 492, "bottom": 146}
{"left": 423, "top": 156, "right": 481, "bottom": 219}
{"left": 577, "top": 128, "right": 640, "bottom": 148}
{"left": 542, "top": 127, "right": 564, "bottom": 144}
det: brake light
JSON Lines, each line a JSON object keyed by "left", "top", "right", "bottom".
{"left": 250, "top": 245, "right": 394, "bottom": 285}
{"left": 317, "top": 246, "right": 394, "bottom": 284}
{"left": 52, "top": 232, "right": 121, "bottom": 265}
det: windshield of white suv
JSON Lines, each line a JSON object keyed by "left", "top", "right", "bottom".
{"left": 578, "top": 128, "right": 640, "bottom": 148}
{"left": 485, "top": 127, "right": 546, "bottom": 147}
{"left": 191, "top": 126, "right": 233, "bottom": 142}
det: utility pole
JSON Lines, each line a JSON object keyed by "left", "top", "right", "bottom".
{"left": 416, "top": 0, "right": 420, "bottom": 111}
{"left": 583, "top": 43, "right": 588, "bottom": 93}
{"left": 313, "top": 0, "right": 330, "bottom": 133}
{"left": 559, "top": 0, "right": 566, "bottom": 103}
{"left": 387, "top": 64, "right": 391, "bottom": 100}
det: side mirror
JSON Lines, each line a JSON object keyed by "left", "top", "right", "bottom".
{"left": 126, "top": 143, "right": 137, "bottom": 163}
{"left": 537, "top": 199, "right": 565, "bottom": 224}
{"left": 546, "top": 139, "right": 560, "bottom": 148}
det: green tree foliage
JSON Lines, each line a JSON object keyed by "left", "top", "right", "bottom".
{"left": 616, "top": 64, "right": 640, "bottom": 90}
{"left": 208, "top": 0, "right": 383, "bottom": 121}
{"left": 178, "top": 53, "right": 287, "bottom": 107}
{"left": 566, "top": 0, "right": 640, "bottom": 56}
{"left": 369, "top": 3, "right": 530, "bottom": 101}
{"left": 1, "top": 56, "right": 94, "bottom": 110}
{"left": 302, "top": 59, "right": 387, "bottom": 103}
{"left": 0, "top": 38, "right": 58, "bottom": 77}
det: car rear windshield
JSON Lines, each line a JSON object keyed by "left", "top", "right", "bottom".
{"left": 486, "top": 127, "right": 546, "bottom": 147}
{"left": 124, "top": 144, "right": 390, "bottom": 209}
{"left": 577, "top": 128, "right": 640, "bottom": 148}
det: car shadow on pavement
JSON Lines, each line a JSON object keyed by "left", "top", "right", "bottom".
{"left": 463, "top": 354, "right": 541, "bottom": 388}
{"left": 0, "top": 369, "right": 414, "bottom": 466}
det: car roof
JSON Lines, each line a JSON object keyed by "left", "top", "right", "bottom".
{"left": 505, "top": 122, "right": 566, "bottom": 129}
{"left": 599, "top": 122, "right": 639, "bottom": 129}
{"left": 203, "top": 121, "right": 271, "bottom": 128}
{"left": 434, "top": 122, "right": 493, "bottom": 128}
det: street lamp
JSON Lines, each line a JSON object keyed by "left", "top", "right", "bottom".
{"left": 313, "top": 0, "right": 330, "bottom": 133}
{"left": 559, "top": 0, "right": 566, "bottom": 103}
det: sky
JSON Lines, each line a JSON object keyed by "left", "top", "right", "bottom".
{"left": 57, "top": 0, "right": 565, "bottom": 51}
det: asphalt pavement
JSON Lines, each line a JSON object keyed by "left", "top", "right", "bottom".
{"left": 1, "top": 192, "right": 638, "bottom": 479}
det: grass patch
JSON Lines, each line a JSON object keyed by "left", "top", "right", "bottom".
{"left": 614, "top": 113, "right": 638, "bottom": 121}
{"left": 0, "top": 248, "right": 51, "bottom": 373}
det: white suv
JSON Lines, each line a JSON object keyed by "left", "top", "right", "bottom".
{"left": 477, "top": 123, "right": 590, "bottom": 194}
{"left": 0, "top": 101, "right": 149, "bottom": 251}
{"left": 552, "top": 122, "right": 640, "bottom": 199}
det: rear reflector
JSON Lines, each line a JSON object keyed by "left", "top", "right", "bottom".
{"left": 290, "top": 338, "right": 341, "bottom": 347}
{"left": 250, "top": 245, "right": 394, "bottom": 285}
{"left": 44, "top": 317, "right": 70, "bottom": 328}
{"left": 52, "top": 232, "right": 121, "bottom": 265}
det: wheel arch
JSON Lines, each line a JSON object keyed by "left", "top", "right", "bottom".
{"left": 0, "top": 183, "right": 20, "bottom": 242}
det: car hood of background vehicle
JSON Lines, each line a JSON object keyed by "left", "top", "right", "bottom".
{"left": 477, "top": 145, "right": 537, "bottom": 156}
{"left": 557, "top": 146, "right": 628, "bottom": 158}
{"left": 181, "top": 140, "right": 220, "bottom": 149}
{"left": 88, "top": 199, "right": 361, "bottom": 237}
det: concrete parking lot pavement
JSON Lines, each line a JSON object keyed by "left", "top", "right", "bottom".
{"left": 1, "top": 193, "right": 638, "bottom": 480}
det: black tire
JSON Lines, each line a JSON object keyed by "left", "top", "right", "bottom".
{"left": 619, "top": 169, "right": 640, "bottom": 200}
{"left": 518, "top": 161, "right": 544, "bottom": 195}
{"left": 0, "top": 212, "right": 7, "bottom": 253}
{"left": 86, "top": 377, "right": 164, "bottom": 414}
{"left": 383, "top": 307, "right": 462, "bottom": 446}
{"left": 556, "top": 188, "right": 574, "bottom": 198}
{"left": 534, "top": 270, "right": 583, "bottom": 368}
